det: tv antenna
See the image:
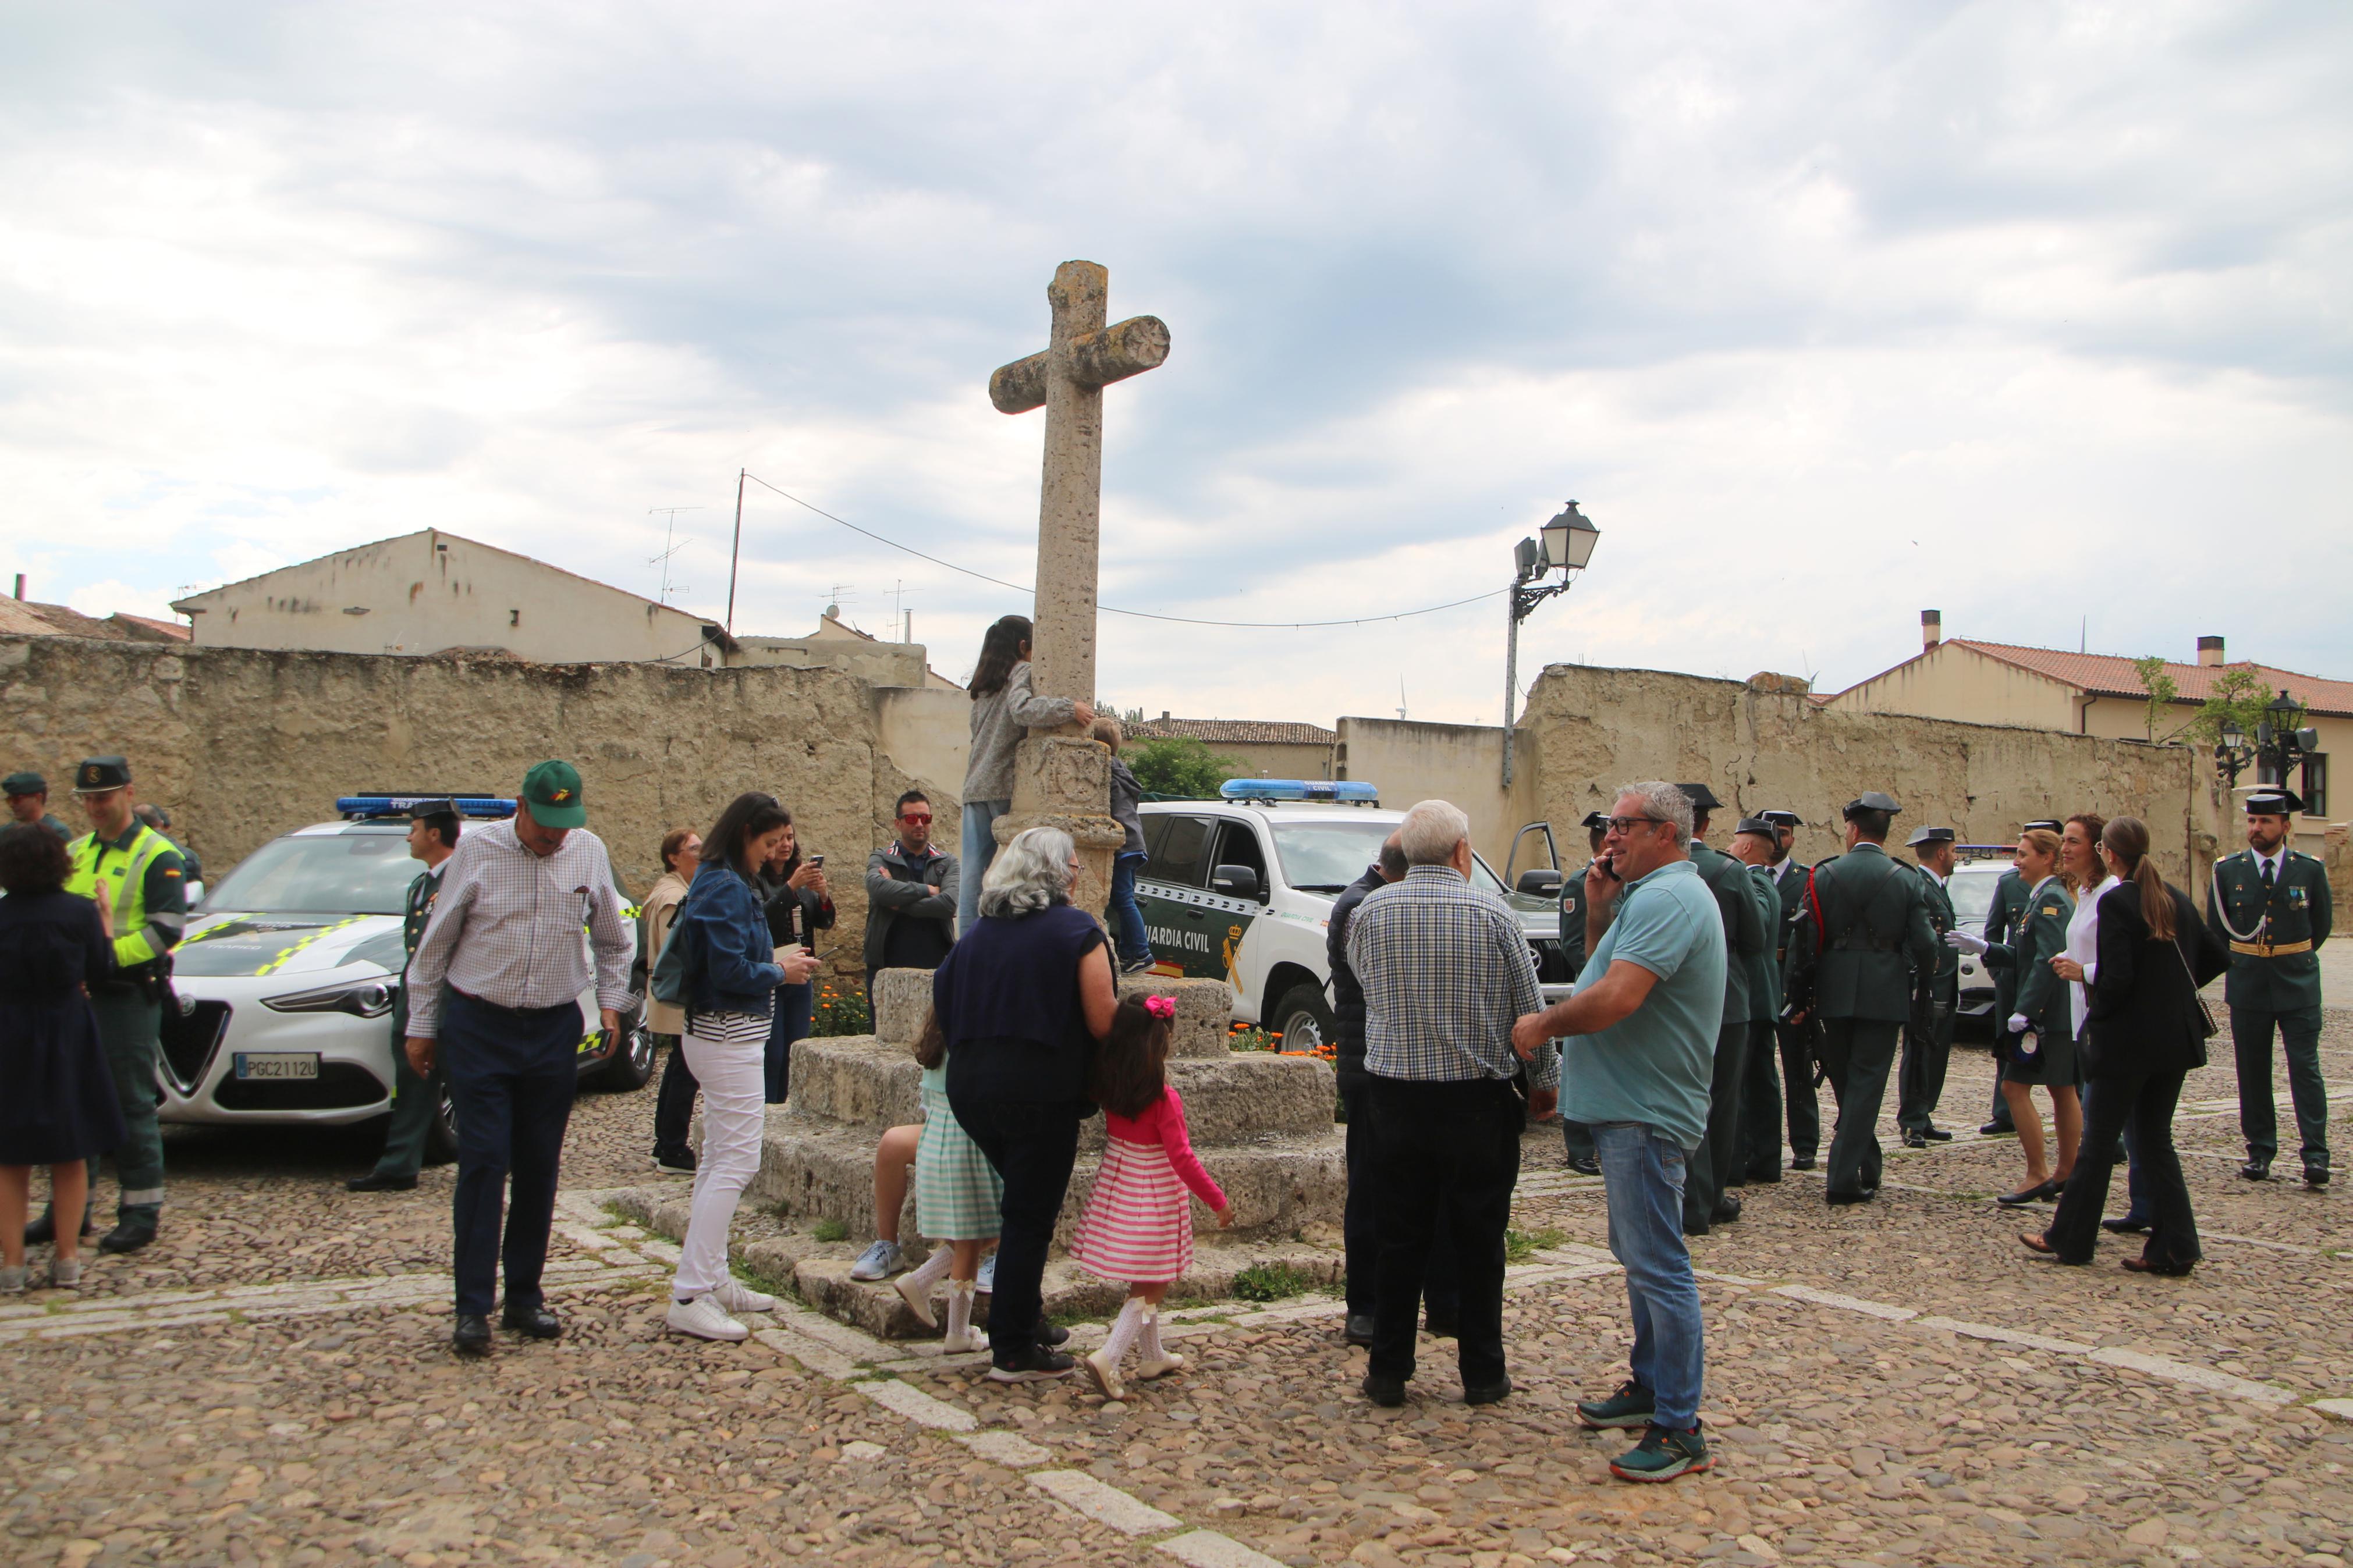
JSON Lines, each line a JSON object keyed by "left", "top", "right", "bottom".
{"left": 823, "top": 584, "right": 857, "bottom": 621}
{"left": 647, "top": 507, "right": 704, "bottom": 604}
{"left": 1397, "top": 677, "right": 1408, "bottom": 722}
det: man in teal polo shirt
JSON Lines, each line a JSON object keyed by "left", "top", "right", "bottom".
{"left": 1514, "top": 780, "right": 1726, "bottom": 1484}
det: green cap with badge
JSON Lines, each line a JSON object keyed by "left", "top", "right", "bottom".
{"left": 520, "top": 760, "right": 587, "bottom": 828}
{"left": 73, "top": 756, "right": 132, "bottom": 795}
{"left": 2, "top": 770, "right": 46, "bottom": 797}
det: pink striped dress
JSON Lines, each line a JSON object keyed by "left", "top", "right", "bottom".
{"left": 1069, "top": 1086, "right": 1227, "bottom": 1283}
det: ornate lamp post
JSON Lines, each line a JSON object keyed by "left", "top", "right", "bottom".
{"left": 1501, "top": 502, "right": 1601, "bottom": 788}
{"left": 2216, "top": 688, "right": 2319, "bottom": 793}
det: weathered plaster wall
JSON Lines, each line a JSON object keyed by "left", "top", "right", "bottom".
{"left": 0, "top": 636, "right": 968, "bottom": 980}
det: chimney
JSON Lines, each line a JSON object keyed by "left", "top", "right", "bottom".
{"left": 2197, "top": 635, "right": 2225, "bottom": 667}
{"left": 1921, "top": 609, "right": 1942, "bottom": 650}
{"left": 10, "top": 574, "right": 22, "bottom": 600}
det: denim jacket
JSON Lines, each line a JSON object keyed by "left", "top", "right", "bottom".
{"left": 673, "top": 860, "right": 787, "bottom": 1016}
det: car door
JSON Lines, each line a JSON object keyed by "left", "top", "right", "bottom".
{"left": 1204, "top": 819, "right": 1270, "bottom": 990}
{"left": 1137, "top": 812, "right": 1219, "bottom": 977}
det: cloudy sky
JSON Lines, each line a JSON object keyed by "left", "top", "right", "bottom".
{"left": 7, "top": 2, "right": 2350, "bottom": 725}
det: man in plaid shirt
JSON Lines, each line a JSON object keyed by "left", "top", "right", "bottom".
{"left": 1347, "top": 798, "right": 1553, "bottom": 1409}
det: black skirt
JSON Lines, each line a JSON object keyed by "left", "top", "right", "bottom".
{"left": 0, "top": 990, "right": 127, "bottom": 1164}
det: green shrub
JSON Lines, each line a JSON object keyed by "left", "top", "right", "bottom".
{"left": 811, "top": 982, "right": 871, "bottom": 1037}
{"left": 812, "top": 1217, "right": 849, "bottom": 1243}
{"left": 1232, "top": 1261, "right": 1315, "bottom": 1302}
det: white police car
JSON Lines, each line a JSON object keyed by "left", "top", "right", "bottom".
{"left": 1947, "top": 851, "right": 2012, "bottom": 1039}
{"left": 1135, "top": 781, "right": 1573, "bottom": 1051}
{"left": 159, "top": 795, "right": 649, "bottom": 1160}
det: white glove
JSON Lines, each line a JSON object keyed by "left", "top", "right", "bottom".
{"left": 1944, "top": 930, "right": 1989, "bottom": 956}
{"left": 2006, "top": 1012, "right": 2031, "bottom": 1034}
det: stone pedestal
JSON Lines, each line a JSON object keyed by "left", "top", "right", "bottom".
{"left": 993, "top": 732, "right": 1126, "bottom": 925}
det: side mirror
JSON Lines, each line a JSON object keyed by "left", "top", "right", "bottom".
{"left": 1209, "top": 864, "right": 1264, "bottom": 901}
{"left": 1518, "top": 869, "right": 1564, "bottom": 897}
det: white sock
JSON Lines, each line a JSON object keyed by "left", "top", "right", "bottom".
{"left": 1099, "top": 1296, "right": 1148, "bottom": 1368}
{"left": 901, "top": 1246, "right": 953, "bottom": 1295}
{"left": 945, "top": 1279, "right": 977, "bottom": 1343}
{"left": 1138, "top": 1307, "right": 1165, "bottom": 1361}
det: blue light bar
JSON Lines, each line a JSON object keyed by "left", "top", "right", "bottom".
{"left": 1218, "top": 779, "right": 1380, "bottom": 804}
{"left": 338, "top": 794, "right": 518, "bottom": 820}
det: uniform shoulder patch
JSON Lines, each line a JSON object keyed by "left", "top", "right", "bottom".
{"left": 2040, "top": 902, "right": 2061, "bottom": 916}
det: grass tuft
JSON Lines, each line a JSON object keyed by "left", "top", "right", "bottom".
{"left": 1232, "top": 1261, "right": 1316, "bottom": 1302}
{"left": 812, "top": 1217, "right": 849, "bottom": 1244}
{"left": 1503, "top": 1226, "right": 1567, "bottom": 1265}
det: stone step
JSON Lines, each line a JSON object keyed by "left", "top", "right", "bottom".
{"left": 871, "top": 966, "right": 1235, "bottom": 1058}
{"left": 746, "top": 1117, "right": 1343, "bottom": 1241}
{"left": 783, "top": 1034, "right": 1339, "bottom": 1143}
{"left": 610, "top": 1187, "right": 1344, "bottom": 1342}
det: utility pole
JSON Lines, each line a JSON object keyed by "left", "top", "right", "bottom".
{"left": 1501, "top": 503, "right": 1602, "bottom": 790}
{"left": 725, "top": 470, "right": 746, "bottom": 635}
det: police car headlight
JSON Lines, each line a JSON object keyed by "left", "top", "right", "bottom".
{"left": 262, "top": 980, "right": 396, "bottom": 1018}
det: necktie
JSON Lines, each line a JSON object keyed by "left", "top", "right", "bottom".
{"left": 2261, "top": 859, "right": 2277, "bottom": 895}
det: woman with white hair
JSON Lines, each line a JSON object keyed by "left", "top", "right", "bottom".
{"left": 935, "top": 826, "right": 1119, "bottom": 1382}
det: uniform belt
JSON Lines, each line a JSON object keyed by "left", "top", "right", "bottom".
{"left": 2229, "top": 938, "right": 2312, "bottom": 958}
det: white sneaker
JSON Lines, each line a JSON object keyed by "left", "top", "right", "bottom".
{"left": 0, "top": 1265, "right": 24, "bottom": 1295}
{"left": 895, "top": 1270, "right": 939, "bottom": 1329}
{"left": 710, "top": 1277, "right": 776, "bottom": 1315}
{"left": 848, "top": 1239, "right": 904, "bottom": 1282}
{"left": 666, "top": 1295, "right": 748, "bottom": 1342}
{"left": 976, "top": 1253, "right": 996, "bottom": 1293}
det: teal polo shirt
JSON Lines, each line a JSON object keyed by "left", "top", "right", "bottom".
{"left": 1557, "top": 856, "right": 1727, "bottom": 1151}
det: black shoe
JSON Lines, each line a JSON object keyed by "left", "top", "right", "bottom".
{"left": 1979, "top": 1121, "right": 2014, "bottom": 1137}
{"left": 1035, "top": 1322, "right": 1071, "bottom": 1349}
{"left": 26, "top": 1206, "right": 97, "bottom": 1246}
{"left": 499, "top": 1303, "right": 562, "bottom": 1340}
{"left": 1423, "top": 1314, "right": 1458, "bottom": 1339}
{"left": 1923, "top": 1126, "right": 1954, "bottom": 1142}
{"left": 453, "top": 1314, "right": 493, "bottom": 1356}
{"left": 988, "top": 1343, "right": 1076, "bottom": 1383}
{"left": 1711, "top": 1194, "right": 1742, "bottom": 1224}
{"left": 1682, "top": 1215, "right": 1710, "bottom": 1236}
{"left": 1744, "top": 1166, "right": 1782, "bottom": 1185}
{"left": 98, "top": 1207, "right": 158, "bottom": 1254}
{"left": 1825, "top": 1190, "right": 1874, "bottom": 1207}
{"left": 1790, "top": 1155, "right": 1816, "bottom": 1171}
{"left": 1997, "top": 1179, "right": 2061, "bottom": 1207}
{"left": 652, "top": 1149, "right": 697, "bottom": 1175}
{"left": 345, "top": 1172, "right": 418, "bottom": 1193}
{"left": 1463, "top": 1377, "right": 1511, "bottom": 1406}
{"left": 2306, "top": 1166, "right": 2330, "bottom": 1190}
{"left": 1567, "top": 1154, "right": 1600, "bottom": 1176}
{"left": 1344, "top": 1314, "right": 1376, "bottom": 1347}
{"left": 2101, "top": 1214, "right": 2152, "bottom": 1233}
{"left": 1901, "top": 1130, "right": 1928, "bottom": 1149}
{"left": 2240, "top": 1158, "right": 2272, "bottom": 1182}
{"left": 1362, "top": 1373, "right": 1407, "bottom": 1408}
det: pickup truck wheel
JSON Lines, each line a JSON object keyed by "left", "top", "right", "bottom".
{"left": 1269, "top": 984, "right": 1337, "bottom": 1055}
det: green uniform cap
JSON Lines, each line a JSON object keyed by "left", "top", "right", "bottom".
{"left": 73, "top": 756, "right": 132, "bottom": 795}
{"left": 1907, "top": 826, "right": 1955, "bottom": 847}
{"left": 520, "top": 760, "right": 587, "bottom": 827}
{"left": 409, "top": 798, "right": 462, "bottom": 823}
{"left": 1734, "top": 816, "right": 1780, "bottom": 838}
{"left": 1759, "top": 809, "right": 1802, "bottom": 828}
{"left": 1579, "top": 810, "right": 1610, "bottom": 831}
{"left": 2, "top": 770, "right": 45, "bottom": 797}
{"left": 2021, "top": 819, "right": 2061, "bottom": 834}
{"left": 1677, "top": 782, "right": 1724, "bottom": 813}
{"left": 1843, "top": 791, "right": 1901, "bottom": 818}
{"left": 2243, "top": 788, "right": 2303, "bottom": 816}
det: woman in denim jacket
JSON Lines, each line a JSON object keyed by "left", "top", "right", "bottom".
{"left": 665, "top": 792, "right": 821, "bottom": 1342}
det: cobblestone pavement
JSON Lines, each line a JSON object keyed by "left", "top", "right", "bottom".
{"left": 5, "top": 1018, "right": 2351, "bottom": 1568}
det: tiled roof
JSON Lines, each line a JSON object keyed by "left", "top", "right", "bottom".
{"left": 110, "top": 613, "right": 190, "bottom": 643}
{"left": 1128, "top": 716, "right": 1338, "bottom": 746}
{"left": 1953, "top": 641, "right": 2353, "bottom": 718}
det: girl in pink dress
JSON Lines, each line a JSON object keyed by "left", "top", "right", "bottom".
{"left": 1070, "top": 994, "right": 1231, "bottom": 1399}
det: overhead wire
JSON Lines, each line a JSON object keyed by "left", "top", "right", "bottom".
{"left": 740, "top": 472, "right": 1507, "bottom": 630}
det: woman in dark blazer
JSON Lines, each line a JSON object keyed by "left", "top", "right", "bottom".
{"left": 2025, "top": 816, "right": 2229, "bottom": 1274}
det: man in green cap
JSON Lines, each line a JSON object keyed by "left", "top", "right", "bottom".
{"left": 403, "top": 762, "right": 636, "bottom": 1355}
{"left": 5, "top": 770, "right": 72, "bottom": 845}
{"left": 56, "top": 755, "right": 187, "bottom": 1253}
{"left": 2207, "top": 788, "right": 2332, "bottom": 1187}
{"left": 1783, "top": 792, "right": 1940, "bottom": 1206}
{"left": 348, "top": 799, "right": 463, "bottom": 1193}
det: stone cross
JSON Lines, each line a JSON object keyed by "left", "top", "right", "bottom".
{"left": 986, "top": 259, "right": 1170, "bottom": 906}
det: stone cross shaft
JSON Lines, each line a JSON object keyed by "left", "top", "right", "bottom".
{"left": 989, "top": 259, "right": 1169, "bottom": 713}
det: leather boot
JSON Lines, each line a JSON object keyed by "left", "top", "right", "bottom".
{"left": 99, "top": 1205, "right": 160, "bottom": 1255}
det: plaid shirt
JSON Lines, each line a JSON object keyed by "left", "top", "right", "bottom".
{"left": 1346, "top": 863, "right": 1555, "bottom": 1087}
{"left": 404, "top": 819, "right": 636, "bottom": 1037}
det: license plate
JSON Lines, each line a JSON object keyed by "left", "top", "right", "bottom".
{"left": 233, "top": 1053, "right": 320, "bottom": 1080}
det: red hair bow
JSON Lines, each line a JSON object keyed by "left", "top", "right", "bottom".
{"left": 1142, "top": 994, "right": 1175, "bottom": 1020}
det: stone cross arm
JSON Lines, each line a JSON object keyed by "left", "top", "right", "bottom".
{"left": 989, "top": 314, "right": 1172, "bottom": 414}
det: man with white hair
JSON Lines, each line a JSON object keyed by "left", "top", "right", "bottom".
{"left": 1512, "top": 781, "right": 1725, "bottom": 1482}
{"left": 1347, "top": 799, "right": 1552, "bottom": 1410}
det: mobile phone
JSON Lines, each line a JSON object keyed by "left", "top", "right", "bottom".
{"left": 809, "top": 854, "right": 825, "bottom": 869}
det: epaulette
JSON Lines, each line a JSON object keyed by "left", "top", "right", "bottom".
{"left": 2288, "top": 849, "right": 2320, "bottom": 865}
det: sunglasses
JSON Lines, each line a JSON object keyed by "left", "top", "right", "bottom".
{"left": 899, "top": 812, "right": 934, "bottom": 825}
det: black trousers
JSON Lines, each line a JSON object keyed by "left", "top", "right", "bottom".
{"left": 651, "top": 1034, "right": 698, "bottom": 1159}
{"left": 1340, "top": 1078, "right": 1459, "bottom": 1321}
{"left": 1365, "top": 1076, "right": 1518, "bottom": 1388}
{"left": 949, "top": 1095, "right": 1083, "bottom": 1364}
{"left": 1683, "top": 1017, "right": 1749, "bottom": 1226}
{"left": 1896, "top": 996, "right": 1957, "bottom": 1133}
{"left": 1775, "top": 1019, "right": 1820, "bottom": 1160}
{"left": 442, "top": 990, "right": 581, "bottom": 1317}
{"left": 2043, "top": 1069, "right": 2198, "bottom": 1270}
{"left": 1736, "top": 1021, "right": 1783, "bottom": 1178}
{"left": 1816, "top": 1019, "right": 1900, "bottom": 1200}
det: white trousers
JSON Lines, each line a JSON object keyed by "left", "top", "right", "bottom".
{"left": 673, "top": 1026, "right": 767, "bottom": 1298}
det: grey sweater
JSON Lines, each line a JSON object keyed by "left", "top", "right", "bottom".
{"left": 963, "top": 660, "right": 1076, "bottom": 803}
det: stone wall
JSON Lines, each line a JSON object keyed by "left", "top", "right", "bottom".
{"left": 1519, "top": 663, "right": 2224, "bottom": 890}
{"left": 0, "top": 635, "right": 968, "bottom": 982}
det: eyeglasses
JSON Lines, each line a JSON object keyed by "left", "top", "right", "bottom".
{"left": 1603, "top": 815, "right": 1664, "bottom": 835}
{"left": 899, "top": 813, "right": 933, "bottom": 825}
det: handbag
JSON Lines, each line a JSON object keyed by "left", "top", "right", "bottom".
{"left": 2170, "top": 931, "right": 2218, "bottom": 1041}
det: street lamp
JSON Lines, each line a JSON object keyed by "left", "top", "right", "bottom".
{"left": 2215, "top": 688, "right": 2319, "bottom": 792}
{"left": 1502, "top": 502, "right": 1602, "bottom": 788}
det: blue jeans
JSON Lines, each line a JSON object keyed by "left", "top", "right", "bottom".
{"left": 1591, "top": 1121, "right": 1705, "bottom": 1430}
{"left": 763, "top": 984, "right": 811, "bottom": 1105}
{"left": 959, "top": 798, "right": 1009, "bottom": 933}
{"left": 1108, "top": 851, "right": 1149, "bottom": 965}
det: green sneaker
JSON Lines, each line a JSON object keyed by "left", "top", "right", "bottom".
{"left": 1610, "top": 1422, "right": 1711, "bottom": 1483}
{"left": 1575, "top": 1379, "right": 1656, "bottom": 1430}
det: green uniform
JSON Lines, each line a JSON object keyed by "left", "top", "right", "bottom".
{"left": 34, "top": 811, "right": 73, "bottom": 845}
{"left": 1784, "top": 844, "right": 1940, "bottom": 1200}
{"left": 1896, "top": 866, "right": 1960, "bottom": 1135}
{"left": 1975, "top": 869, "right": 2026, "bottom": 1130}
{"left": 1765, "top": 859, "right": 1818, "bottom": 1162}
{"left": 1984, "top": 876, "right": 2075, "bottom": 1085}
{"left": 64, "top": 820, "right": 188, "bottom": 1216}
{"left": 1736, "top": 863, "right": 1787, "bottom": 1181}
{"left": 2206, "top": 847, "right": 2333, "bottom": 1173}
{"left": 1685, "top": 842, "right": 1769, "bottom": 1226}
{"left": 363, "top": 862, "right": 450, "bottom": 1182}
